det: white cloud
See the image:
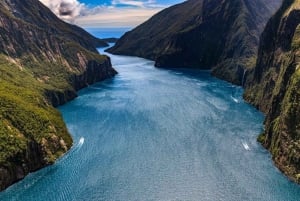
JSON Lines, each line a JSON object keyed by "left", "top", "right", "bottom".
{"left": 39, "top": 0, "right": 165, "bottom": 27}
{"left": 39, "top": 0, "right": 84, "bottom": 21}
{"left": 74, "top": 7, "right": 161, "bottom": 28}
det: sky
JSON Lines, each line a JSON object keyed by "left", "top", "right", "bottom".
{"left": 39, "top": 0, "right": 185, "bottom": 28}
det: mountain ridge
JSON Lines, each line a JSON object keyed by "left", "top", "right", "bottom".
{"left": 107, "top": 0, "right": 282, "bottom": 85}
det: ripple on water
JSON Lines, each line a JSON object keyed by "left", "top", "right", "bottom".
{"left": 1, "top": 49, "right": 300, "bottom": 201}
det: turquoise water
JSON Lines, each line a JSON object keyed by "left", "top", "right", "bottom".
{"left": 1, "top": 30, "right": 300, "bottom": 200}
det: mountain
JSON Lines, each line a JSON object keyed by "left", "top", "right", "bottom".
{"left": 0, "top": 0, "right": 116, "bottom": 190}
{"left": 107, "top": 0, "right": 282, "bottom": 85}
{"left": 244, "top": 0, "right": 300, "bottom": 183}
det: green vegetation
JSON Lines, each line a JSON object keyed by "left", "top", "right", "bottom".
{"left": 0, "top": 54, "right": 72, "bottom": 164}
{"left": 244, "top": 0, "right": 300, "bottom": 183}
{"left": 0, "top": 39, "right": 110, "bottom": 165}
{"left": 292, "top": 25, "right": 300, "bottom": 49}
{"left": 257, "top": 133, "right": 266, "bottom": 143}
{"left": 0, "top": 0, "right": 116, "bottom": 191}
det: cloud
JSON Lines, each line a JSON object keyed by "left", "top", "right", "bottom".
{"left": 74, "top": 7, "right": 161, "bottom": 28}
{"left": 39, "top": 0, "right": 84, "bottom": 21}
{"left": 39, "top": 0, "right": 165, "bottom": 27}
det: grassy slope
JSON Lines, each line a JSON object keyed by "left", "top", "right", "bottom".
{"left": 0, "top": 54, "right": 72, "bottom": 164}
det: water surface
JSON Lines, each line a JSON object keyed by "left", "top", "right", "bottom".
{"left": 1, "top": 36, "right": 300, "bottom": 201}
{"left": 84, "top": 27, "right": 131, "bottom": 38}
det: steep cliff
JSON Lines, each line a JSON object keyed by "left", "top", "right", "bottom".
{"left": 0, "top": 0, "right": 117, "bottom": 190}
{"left": 244, "top": 0, "right": 300, "bottom": 183}
{"left": 107, "top": 0, "right": 281, "bottom": 85}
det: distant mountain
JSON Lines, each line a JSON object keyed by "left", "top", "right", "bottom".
{"left": 107, "top": 0, "right": 282, "bottom": 85}
{"left": 0, "top": 0, "right": 116, "bottom": 190}
{"left": 244, "top": 0, "right": 300, "bottom": 183}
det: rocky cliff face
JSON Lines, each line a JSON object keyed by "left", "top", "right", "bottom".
{"left": 244, "top": 0, "right": 300, "bottom": 183}
{"left": 107, "top": 0, "right": 281, "bottom": 85}
{"left": 0, "top": 0, "right": 117, "bottom": 190}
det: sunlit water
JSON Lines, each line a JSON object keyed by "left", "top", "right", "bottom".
{"left": 1, "top": 30, "right": 300, "bottom": 201}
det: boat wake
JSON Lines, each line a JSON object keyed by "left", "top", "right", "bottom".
{"left": 242, "top": 141, "right": 250, "bottom": 151}
{"left": 56, "top": 137, "right": 85, "bottom": 164}
{"left": 78, "top": 137, "right": 85, "bottom": 148}
{"left": 231, "top": 96, "right": 239, "bottom": 103}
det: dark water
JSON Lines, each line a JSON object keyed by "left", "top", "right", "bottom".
{"left": 1, "top": 30, "right": 300, "bottom": 201}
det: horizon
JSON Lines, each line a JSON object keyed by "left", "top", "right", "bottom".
{"left": 39, "top": 0, "right": 185, "bottom": 28}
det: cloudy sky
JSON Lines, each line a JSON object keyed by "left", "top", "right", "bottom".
{"left": 39, "top": 0, "right": 184, "bottom": 28}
